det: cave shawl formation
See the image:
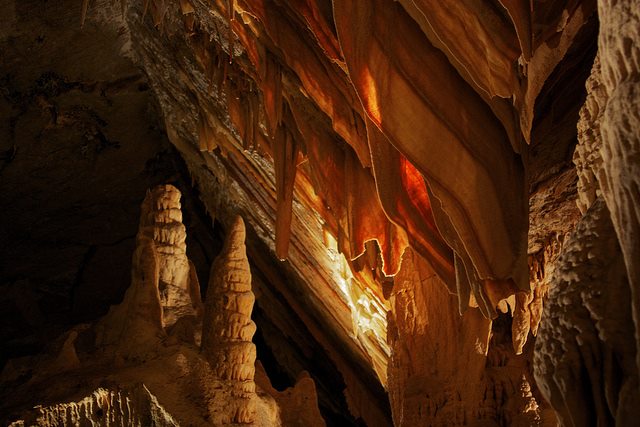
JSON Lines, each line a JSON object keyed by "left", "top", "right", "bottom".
{"left": 1, "top": 0, "right": 639, "bottom": 426}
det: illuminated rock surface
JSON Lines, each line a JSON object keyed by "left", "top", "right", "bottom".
{"left": 1, "top": 0, "right": 638, "bottom": 426}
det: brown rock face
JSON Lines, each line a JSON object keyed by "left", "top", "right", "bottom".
{"left": 4, "top": 0, "right": 640, "bottom": 425}
{"left": 596, "top": 0, "right": 640, "bottom": 376}
{"left": 534, "top": 198, "right": 640, "bottom": 425}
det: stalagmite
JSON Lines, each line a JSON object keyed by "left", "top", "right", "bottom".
{"left": 94, "top": 184, "right": 202, "bottom": 356}
{"left": 137, "top": 184, "right": 202, "bottom": 328}
{"left": 202, "top": 216, "right": 257, "bottom": 424}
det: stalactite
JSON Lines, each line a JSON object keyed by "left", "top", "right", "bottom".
{"left": 499, "top": 0, "right": 532, "bottom": 60}
{"left": 511, "top": 236, "right": 564, "bottom": 354}
{"left": 179, "top": 0, "right": 195, "bottom": 32}
{"left": 273, "top": 118, "right": 299, "bottom": 260}
{"left": 365, "top": 115, "right": 455, "bottom": 288}
{"left": 81, "top": 0, "right": 90, "bottom": 28}
{"left": 201, "top": 216, "right": 257, "bottom": 424}
{"left": 334, "top": 0, "right": 528, "bottom": 318}
{"left": 198, "top": 112, "right": 219, "bottom": 152}
{"left": 259, "top": 52, "right": 283, "bottom": 139}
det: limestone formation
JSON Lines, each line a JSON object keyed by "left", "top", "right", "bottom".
{"left": 387, "top": 248, "right": 492, "bottom": 426}
{"left": 534, "top": 198, "right": 640, "bottom": 426}
{"left": 511, "top": 237, "right": 565, "bottom": 355}
{"left": 9, "top": 385, "right": 178, "bottom": 427}
{"left": 334, "top": 0, "right": 528, "bottom": 318}
{"left": 5, "top": 0, "right": 640, "bottom": 426}
{"left": 94, "top": 184, "right": 202, "bottom": 357}
{"left": 387, "top": 248, "right": 551, "bottom": 426}
{"left": 202, "top": 216, "right": 258, "bottom": 424}
{"left": 255, "top": 362, "right": 326, "bottom": 427}
{"left": 575, "top": 55, "right": 607, "bottom": 215}
{"left": 1, "top": 187, "right": 325, "bottom": 427}
{"left": 138, "top": 184, "right": 203, "bottom": 328}
{"left": 596, "top": 0, "right": 640, "bottom": 376}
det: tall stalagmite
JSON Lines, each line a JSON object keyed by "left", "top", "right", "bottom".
{"left": 94, "top": 184, "right": 202, "bottom": 357}
{"left": 138, "top": 184, "right": 203, "bottom": 328}
{"left": 202, "top": 216, "right": 258, "bottom": 424}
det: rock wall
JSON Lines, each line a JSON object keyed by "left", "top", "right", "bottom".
{"left": 534, "top": 199, "right": 640, "bottom": 425}
{"left": 532, "top": 2, "right": 640, "bottom": 425}
{"left": 596, "top": 0, "right": 640, "bottom": 376}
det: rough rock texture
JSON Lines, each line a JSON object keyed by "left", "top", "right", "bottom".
{"left": 533, "top": 3, "right": 640, "bottom": 423}
{"left": 202, "top": 216, "right": 258, "bottom": 424}
{"left": 5, "top": 0, "right": 640, "bottom": 426}
{"left": 596, "top": 0, "right": 640, "bottom": 376}
{"left": 575, "top": 55, "right": 607, "bottom": 215}
{"left": 387, "top": 248, "right": 491, "bottom": 426}
{"left": 138, "top": 184, "right": 203, "bottom": 328}
{"left": 0, "top": 186, "right": 325, "bottom": 427}
{"left": 8, "top": 385, "right": 179, "bottom": 427}
{"left": 534, "top": 198, "right": 640, "bottom": 426}
{"left": 255, "top": 362, "right": 326, "bottom": 427}
{"left": 94, "top": 184, "right": 202, "bottom": 357}
{"left": 388, "top": 248, "right": 554, "bottom": 426}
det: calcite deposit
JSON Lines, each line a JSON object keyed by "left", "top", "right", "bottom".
{"left": 202, "top": 216, "right": 258, "bottom": 424}
{"left": 1, "top": 0, "right": 639, "bottom": 426}
{"left": 1, "top": 186, "right": 325, "bottom": 427}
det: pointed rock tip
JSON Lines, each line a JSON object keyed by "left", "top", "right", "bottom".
{"left": 227, "top": 216, "right": 246, "bottom": 247}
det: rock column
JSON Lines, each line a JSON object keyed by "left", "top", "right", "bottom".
{"left": 202, "top": 216, "right": 257, "bottom": 424}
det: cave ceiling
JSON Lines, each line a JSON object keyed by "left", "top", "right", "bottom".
{"left": 0, "top": 0, "right": 605, "bottom": 425}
